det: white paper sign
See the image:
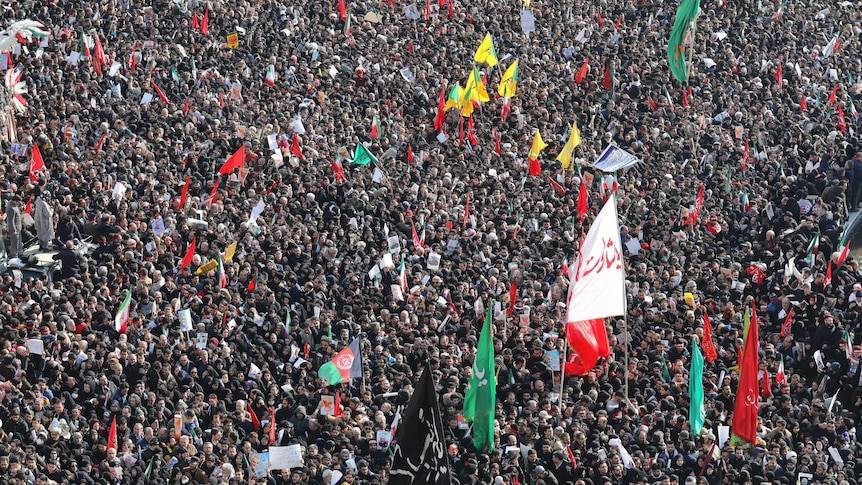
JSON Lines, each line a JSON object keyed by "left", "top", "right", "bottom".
{"left": 140, "top": 92, "right": 153, "bottom": 105}
{"left": 26, "top": 338, "right": 44, "bottom": 355}
{"left": 717, "top": 426, "right": 730, "bottom": 448}
{"left": 625, "top": 238, "right": 641, "bottom": 255}
{"left": 520, "top": 10, "right": 536, "bottom": 34}
{"left": 269, "top": 445, "right": 303, "bottom": 470}
{"left": 112, "top": 182, "right": 127, "bottom": 200}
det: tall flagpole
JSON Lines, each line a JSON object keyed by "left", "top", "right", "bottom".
{"left": 620, "top": 191, "right": 630, "bottom": 400}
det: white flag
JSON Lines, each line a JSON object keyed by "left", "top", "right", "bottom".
{"left": 609, "top": 438, "right": 635, "bottom": 469}
{"left": 566, "top": 196, "right": 626, "bottom": 322}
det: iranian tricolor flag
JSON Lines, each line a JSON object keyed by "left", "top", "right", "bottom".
{"left": 115, "top": 289, "right": 132, "bottom": 333}
{"left": 399, "top": 256, "right": 408, "bottom": 295}
{"left": 741, "top": 187, "right": 750, "bottom": 212}
{"left": 217, "top": 252, "right": 227, "bottom": 289}
{"left": 836, "top": 226, "right": 851, "bottom": 267}
{"left": 265, "top": 65, "right": 276, "bottom": 86}
{"left": 775, "top": 355, "right": 786, "bottom": 385}
{"left": 806, "top": 231, "right": 820, "bottom": 266}
{"left": 370, "top": 115, "right": 381, "bottom": 139}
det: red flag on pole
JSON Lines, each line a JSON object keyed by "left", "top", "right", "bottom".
{"left": 458, "top": 116, "right": 464, "bottom": 145}
{"left": 647, "top": 95, "right": 658, "bottom": 111}
{"left": 219, "top": 145, "right": 245, "bottom": 175}
{"left": 179, "top": 236, "right": 196, "bottom": 272}
{"left": 577, "top": 179, "right": 588, "bottom": 222}
{"left": 338, "top": 0, "right": 347, "bottom": 20}
{"left": 467, "top": 115, "right": 478, "bottom": 146}
{"left": 684, "top": 185, "right": 704, "bottom": 225}
{"left": 248, "top": 402, "right": 260, "bottom": 431}
{"left": 407, "top": 144, "right": 414, "bottom": 164}
{"left": 731, "top": 301, "right": 760, "bottom": 445}
{"left": 434, "top": 86, "right": 446, "bottom": 131}
{"left": 107, "top": 416, "right": 118, "bottom": 451}
{"left": 576, "top": 58, "right": 589, "bottom": 84}
{"left": 564, "top": 319, "right": 610, "bottom": 376}
{"left": 192, "top": 12, "right": 199, "bottom": 30}
{"left": 528, "top": 158, "right": 542, "bottom": 176}
{"left": 701, "top": 312, "right": 718, "bottom": 362}
{"left": 800, "top": 95, "right": 808, "bottom": 111}
{"left": 448, "top": 0, "right": 453, "bottom": 19}
{"left": 837, "top": 103, "right": 847, "bottom": 131}
{"left": 508, "top": 280, "right": 517, "bottom": 316}
{"left": 425, "top": 0, "right": 430, "bottom": 19}
{"left": 208, "top": 177, "right": 220, "bottom": 206}
{"left": 411, "top": 219, "right": 424, "bottom": 250}
{"left": 200, "top": 9, "right": 209, "bottom": 34}
{"left": 334, "top": 390, "right": 342, "bottom": 417}
{"left": 602, "top": 64, "right": 611, "bottom": 89}
{"left": 549, "top": 177, "right": 567, "bottom": 196}
{"left": 269, "top": 407, "right": 277, "bottom": 445}
{"left": 178, "top": 175, "right": 191, "bottom": 209}
{"left": 828, "top": 85, "right": 838, "bottom": 105}
{"left": 291, "top": 133, "right": 304, "bottom": 159}
{"left": 596, "top": 9, "right": 603, "bottom": 26}
{"left": 29, "top": 144, "right": 45, "bottom": 182}
{"left": 775, "top": 60, "right": 782, "bottom": 90}
{"left": 462, "top": 196, "right": 470, "bottom": 228}
{"left": 331, "top": 159, "right": 346, "bottom": 182}
{"left": 494, "top": 130, "right": 501, "bottom": 154}
{"left": 780, "top": 309, "right": 793, "bottom": 338}
{"left": 150, "top": 79, "right": 169, "bottom": 104}
{"left": 761, "top": 369, "right": 772, "bottom": 397}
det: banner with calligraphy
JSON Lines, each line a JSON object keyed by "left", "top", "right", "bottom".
{"left": 567, "top": 196, "right": 626, "bottom": 322}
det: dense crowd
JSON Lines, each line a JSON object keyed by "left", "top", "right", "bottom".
{"left": 0, "top": 0, "right": 861, "bottom": 484}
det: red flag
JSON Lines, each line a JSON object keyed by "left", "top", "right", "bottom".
{"left": 576, "top": 58, "right": 589, "bottom": 84}
{"left": 92, "top": 34, "right": 107, "bottom": 77}
{"left": 128, "top": 42, "right": 137, "bottom": 71}
{"left": 192, "top": 12, "right": 199, "bottom": 30}
{"left": 425, "top": 0, "right": 430, "bottom": 19}
{"left": 304, "top": 342, "right": 310, "bottom": 360}
{"left": 334, "top": 390, "right": 342, "bottom": 417}
{"left": 528, "top": 158, "right": 542, "bottom": 176}
{"left": 95, "top": 132, "right": 107, "bottom": 152}
{"left": 247, "top": 272, "right": 256, "bottom": 292}
{"left": 549, "top": 177, "right": 567, "bottom": 196}
{"left": 684, "top": 185, "right": 704, "bottom": 225}
{"left": 577, "top": 179, "right": 588, "bottom": 222}
{"left": 513, "top": 473, "right": 521, "bottom": 485}
{"left": 837, "top": 244, "right": 850, "bottom": 267}
{"left": 291, "top": 133, "right": 304, "bottom": 159}
{"left": 24, "top": 195, "right": 32, "bottom": 214}
{"left": 209, "top": 178, "right": 220, "bottom": 205}
{"left": 107, "top": 416, "right": 118, "bottom": 451}
{"left": 248, "top": 402, "right": 260, "bottom": 431}
{"left": 467, "top": 116, "right": 478, "bottom": 146}
{"left": 775, "top": 357, "right": 786, "bottom": 385}
{"left": 177, "top": 175, "right": 191, "bottom": 209}
{"left": 780, "top": 309, "right": 793, "bottom": 338}
{"left": 837, "top": 103, "right": 847, "bottom": 131}
{"left": 742, "top": 139, "right": 750, "bottom": 172}
{"left": 458, "top": 116, "right": 464, "bottom": 144}
{"left": 615, "top": 15, "right": 622, "bottom": 30}
{"left": 647, "top": 95, "right": 658, "bottom": 111}
{"left": 567, "top": 444, "right": 578, "bottom": 467}
{"left": 494, "top": 130, "right": 501, "bottom": 154}
{"left": 508, "top": 280, "right": 517, "bottom": 316}
{"left": 407, "top": 144, "right": 414, "bottom": 164}
{"left": 331, "top": 159, "right": 346, "bottom": 182}
{"left": 338, "top": 0, "right": 347, "bottom": 21}
{"left": 219, "top": 145, "right": 245, "bottom": 174}
{"left": 200, "top": 9, "right": 209, "bottom": 35}
{"left": 602, "top": 64, "right": 611, "bottom": 89}
{"left": 731, "top": 301, "right": 760, "bottom": 445}
{"left": 761, "top": 369, "right": 772, "bottom": 398}
{"left": 434, "top": 86, "right": 446, "bottom": 131}
{"left": 825, "top": 261, "right": 832, "bottom": 287}
{"left": 682, "top": 88, "right": 689, "bottom": 107}
{"left": 219, "top": 92, "right": 225, "bottom": 109}
{"left": 596, "top": 9, "right": 603, "bottom": 26}
{"left": 828, "top": 85, "right": 838, "bottom": 105}
{"left": 462, "top": 195, "right": 470, "bottom": 228}
{"left": 150, "top": 79, "right": 169, "bottom": 104}
{"left": 179, "top": 236, "right": 196, "bottom": 272}
{"left": 269, "top": 407, "right": 277, "bottom": 445}
{"left": 183, "top": 98, "right": 190, "bottom": 115}
{"left": 564, "top": 319, "right": 610, "bottom": 376}
{"left": 448, "top": 0, "right": 453, "bottom": 19}
{"left": 800, "top": 95, "right": 808, "bottom": 111}
{"left": 702, "top": 312, "right": 718, "bottom": 362}
{"left": 411, "top": 219, "right": 424, "bottom": 250}
{"left": 29, "top": 144, "right": 45, "bottom": 182}
{"left": 775, "top": 60, "right": 782, "bottom": 89}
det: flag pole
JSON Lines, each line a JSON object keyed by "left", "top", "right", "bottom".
{"left": 560, "top": 320, "right": 567, "bottom": 396}
{"left": 620, "top": 195, "right": 630, "bottom": 401}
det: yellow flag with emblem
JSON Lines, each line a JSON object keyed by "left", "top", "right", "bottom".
{"left": 473, "top": 33, "right": 498, "bottom": 67}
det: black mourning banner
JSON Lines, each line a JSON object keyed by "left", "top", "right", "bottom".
{"left": 389, "top": 364, "right": 452, "bottom": 485}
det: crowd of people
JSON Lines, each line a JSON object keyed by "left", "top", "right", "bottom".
{"left": 0, "top": 0, "right": 861, "bottom": 484}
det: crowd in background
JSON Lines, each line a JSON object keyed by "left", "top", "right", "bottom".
{"left": 0, "top": 0, "right": 861, "bottom": 484}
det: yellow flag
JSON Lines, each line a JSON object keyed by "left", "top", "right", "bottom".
{"left": 224, "top": 241, "right": 238, "bottom": 262}
{"left": 497, "top": 60, "right": 519, "bottom": 98}
{"left": 528, "top": 129, "right": 547, "bottom": 160}
{"left": 464, "top": 67, "right": 489, "bottom": 103}
{"left": 196, "top": 259, "right": 218, "bottom": 274}
{"left": 444, "top": 85, "right": 464, "bottom": 111}
{"left": 473, "top": 33, "right": 498, "bottom": 67}
{"left": 556, "top": 121, "right": 581, "bottom": 169}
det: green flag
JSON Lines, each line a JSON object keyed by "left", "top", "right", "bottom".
{"left": 463, "top": 305, "right": 496, "bottom": 452}
{"left": 661, "top": 353, "right": 672, "bottom": 382}
{"left": 145, "top": 456, "right": 154, "bottom": 478}
{"left": 352, "top": 142, "right": 378, "bottom": 166}
{"left": 689, "top": 339, "right": 705, "bottom": 435}
{"left": 666, "top": 0, "right": 701, "bottom": 82}
{"left": 742, "top": 305, "right": 750, "bottom": 348}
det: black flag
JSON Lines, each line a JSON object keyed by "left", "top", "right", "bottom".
{"left": 390, "top": 363, "right": 452, "bottom": 485}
